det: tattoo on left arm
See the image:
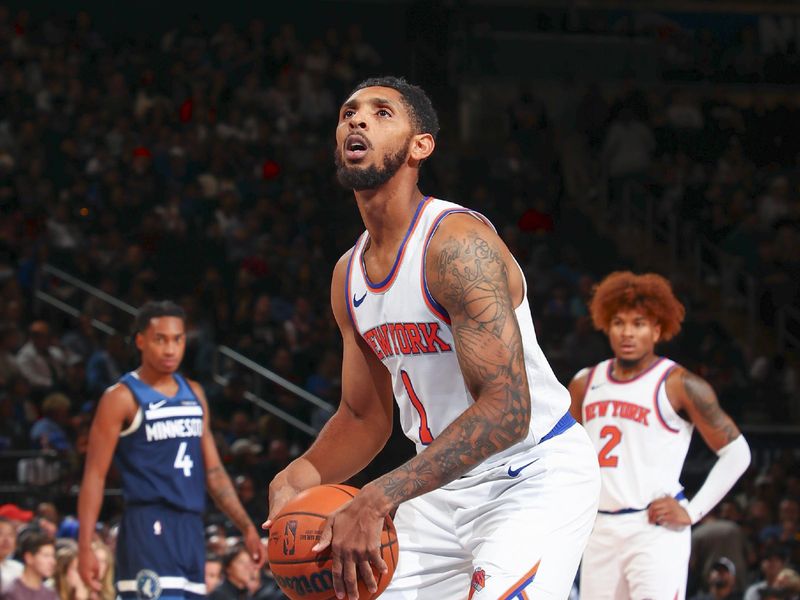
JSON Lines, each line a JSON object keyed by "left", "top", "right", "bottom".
{"left": 682, "top": 370, "right": 739, "bottom": 446}
{"left": 371, "top": 228, "right": 531, "bottom": 509}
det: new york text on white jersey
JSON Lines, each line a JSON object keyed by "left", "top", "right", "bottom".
{"left": 345, "top": 197, "right": 571, "bottom": 474}
{"left": 581, "top": 357, "right": 694, "bottom": 512}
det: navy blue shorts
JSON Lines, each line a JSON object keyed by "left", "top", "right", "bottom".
{"left": 115, "top": 504, "right": 205, "bottom": 600}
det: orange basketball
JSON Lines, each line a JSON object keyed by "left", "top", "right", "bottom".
{"left": 267, "top": 484, "right": 398, "bottom": 600}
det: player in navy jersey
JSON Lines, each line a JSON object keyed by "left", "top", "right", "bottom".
{"left": 265, "top": 76, "right": 599, "bottom": 599}
{"left": 78, "top": 301, "right": 264, "bottom": 600}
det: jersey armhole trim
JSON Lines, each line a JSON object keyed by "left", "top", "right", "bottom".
{"left": 119, "top": 406, "right": 142, "bottom": 437}
{"left": 344, "top": 240, "right": 362, "bottom": 332}
{"left": 653, "top": 364, "right": 681, "bottom": 434}
{"left": 118, "top": 380, "right": 143, "bottom": 437}
{"left": 582, "top": 365, "right": 598, "bottom": 403}
{"left": 420, "top": 208, "right": 495, "bottom": 324}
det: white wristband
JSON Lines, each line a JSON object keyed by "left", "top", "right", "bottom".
{"left": 686, "top": 434, "right": 751, "bottom": 524}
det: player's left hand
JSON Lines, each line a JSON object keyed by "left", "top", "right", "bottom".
{"left": 312, "top": 485, "right": 389, "bottom": 600}
{"left": 648, "top": 495, "right": 691, "bottom": 528}
{"left": 243, "top": 525, "right": 266, "bottom": 568}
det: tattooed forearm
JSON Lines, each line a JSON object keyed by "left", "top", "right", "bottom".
{"left": 206, "top": 465, "right": 252, "bottom": 532}
{"left": 682, "top": 370, "right": 739, "bottom": 444}
{"left": 373, "top": 228, "right": 531, "bottom": 508}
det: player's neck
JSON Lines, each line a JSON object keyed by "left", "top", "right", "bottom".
{"left": 354, "top": 179, "right": 424, "bottom": 249}
{"left": 612, "top": 353, "right": 659, "bottom": 380}
{"left": 137, "top": 364, "right": 177, "bottom": 389}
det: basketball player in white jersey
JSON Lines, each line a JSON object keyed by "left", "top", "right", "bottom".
{"left": 264, "top": 76, "right": 600, "bottom": 599}
{"left": 569, "top": 272, "right": 751, "bottom": 600}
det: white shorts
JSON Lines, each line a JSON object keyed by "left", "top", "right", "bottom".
{"left": 579, "top": 508, "right": 691, "bottom": 600}
{"left": 382, "top": 423, "right": 600, "bottom": 600}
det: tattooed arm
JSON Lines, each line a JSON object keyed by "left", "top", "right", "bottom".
{"left": 192, "top": 381, "right": 265, "bottom": 565}
{"left": 648, "top": 367, "right": 750, "bottom": 527}
{"left": 665, "top": 367, "right": 740, "bottom": 451}
{"left": 365, "top": 214, "right": 531, "bottom": 507}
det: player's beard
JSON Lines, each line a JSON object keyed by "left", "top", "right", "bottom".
{"left": 617, "top": 355, "right": 650, "bottom": 370}
{"left": 335, "top": 138, "right": 410, "bottom": 191}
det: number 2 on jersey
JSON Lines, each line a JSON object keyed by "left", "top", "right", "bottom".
{"left": 174, "top": 441, "right": 194, "bottom": 477}
{"left": 598, "top": 425, "right": 622, "bottom": 468}
{"left": 400, "top": 370, "right": 434, "bottom": 445}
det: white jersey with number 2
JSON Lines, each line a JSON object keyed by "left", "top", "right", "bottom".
{"left": 581, "top": 357, "right": 694, "bottom": 512}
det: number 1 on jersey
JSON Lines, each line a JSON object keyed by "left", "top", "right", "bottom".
{"left": 401, "top": 370, "right": 434, "bottom": 445}
{"left": 598, "top": 425, "right": 622, "bottom": 468}
{"left": 174, "top": 441, "right": 194, "bottom": 477}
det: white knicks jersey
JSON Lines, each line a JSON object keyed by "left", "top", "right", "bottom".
{"left": 581, "top": 357, "right": 694, "bottom": 512}
{"left": 344, "top": 197, "right": 570, "bottom": 474}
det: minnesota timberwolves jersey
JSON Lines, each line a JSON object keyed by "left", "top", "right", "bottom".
{"left": 581, "top": 358, "right": 694, "bottom": 512}
{"left": 345, "top": 197, "right": 571, "bottom": 474}
{"left": 116, "top": 371, "right": 206, "bottom": 513}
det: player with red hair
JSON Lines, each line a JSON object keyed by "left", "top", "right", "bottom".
{"left": 569, "top": 271, "right": 750, "bottom": 600}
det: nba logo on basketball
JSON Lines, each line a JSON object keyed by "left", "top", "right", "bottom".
{"left": 283, "top": 520, "right": 297, "bottom": 556}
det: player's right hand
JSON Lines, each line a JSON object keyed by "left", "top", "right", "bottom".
{"left": 78, "top": 545, "right": 102, "bottom": 592}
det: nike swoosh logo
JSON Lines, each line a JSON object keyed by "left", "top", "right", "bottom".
{"left": 590, "top": 383, "right": 604, "bottom": 390}
{"left": 148, "top": 400, "right": 168, "bottom": 410}
{"left": 353, "top": 292, "right": 367, "bottom": 307}
{"left": 507, "top": 459, "right": 538, "bottom": 478}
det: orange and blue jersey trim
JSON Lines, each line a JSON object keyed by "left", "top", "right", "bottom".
{"left": 344, "top": 236, "right": 366, "bottom": 332}
{"left": 653, "top": 363, "right": 680, "bottom": 433}
{"left": 420, "top": 207, "right": 494, "bottom": 324}
{"left": 359, "top": 196, "right": 432, "bottom": 293}
{"left": 499, "top": 560, "right": 540, "bottom": 600}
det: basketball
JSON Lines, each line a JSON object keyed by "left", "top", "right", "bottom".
{"left": 267, "top": 484, "right": 399, "bottom": 600}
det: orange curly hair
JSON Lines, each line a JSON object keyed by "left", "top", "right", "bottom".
{"left": 589, "top": 271, "right": 685, "bottom": 341}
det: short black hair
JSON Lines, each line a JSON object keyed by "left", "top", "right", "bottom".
{"left": 348, "top": 76, "right": 440, "bottom": 140}
{"left": 133, "top": 300, "right": 185, "bottom": 334}
{"left": 19, "top": 530, "right": 54, "bottom": 559}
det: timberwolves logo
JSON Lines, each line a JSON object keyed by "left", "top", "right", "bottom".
{"left": 135, "top": 570, "right": 161, "bottom": 600}
{"left": 283, "top": 520, "right": 297, "bottom": 556}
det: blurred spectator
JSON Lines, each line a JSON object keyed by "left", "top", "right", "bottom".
{"left": 209, "top": 543, "right": 253, "bottom": 600}
{"left": 30, "top": 393, "right": 73, "bottom": 452}
{"left": 54, "top": 545, "right": 90, "bottom": 600}
{"left": 205, "top": 553, "right": 223, "bottom": 595}
{"left": 0, "top": 517, "right": 23, "bottom": 592}
{"left": 3, "top": 530, "right": 57, "bottom": 600}
{"left": 85, "top": 334, "right": 127, "bottom": 396}
{"left": 743, "top": 546, "right": 790, "bottom": 600}
{"left": 773, "top": 568, "right": 800, "bottom": 597}
{"left": 60, "top": 316, "right": 99, "bottom": 365}
{"left": 602, "top": 107, "right": 655, "bottom": 185}
{"left": 233, "top": 475, "right": 263, "bottom": 528}
{"left": 15, "top": 322, "right": 68, "bottom": 394}
{"left": 92, "top": 540, "right": 114, "bottom": 600}
{"left": 692, "top": 505, "right": 749, "bottom": 592}
{"left": 692, "top": 557, "right": 742, "bottom": 600}
{"left": 760, "top": 498, "right": 800, "bottom": 545}
{"left": 0, "top": 324, "right": 22, "bottom": 387}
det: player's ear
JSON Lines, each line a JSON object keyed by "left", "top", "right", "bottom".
{"left": 135, "top": 332, "right": 144, "bottom": 352}
{"left": 652, "top": 322, "right": 662, "bottom": 344}
{"left": 409, "top": 133, "right": 434, "bottom": 162}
